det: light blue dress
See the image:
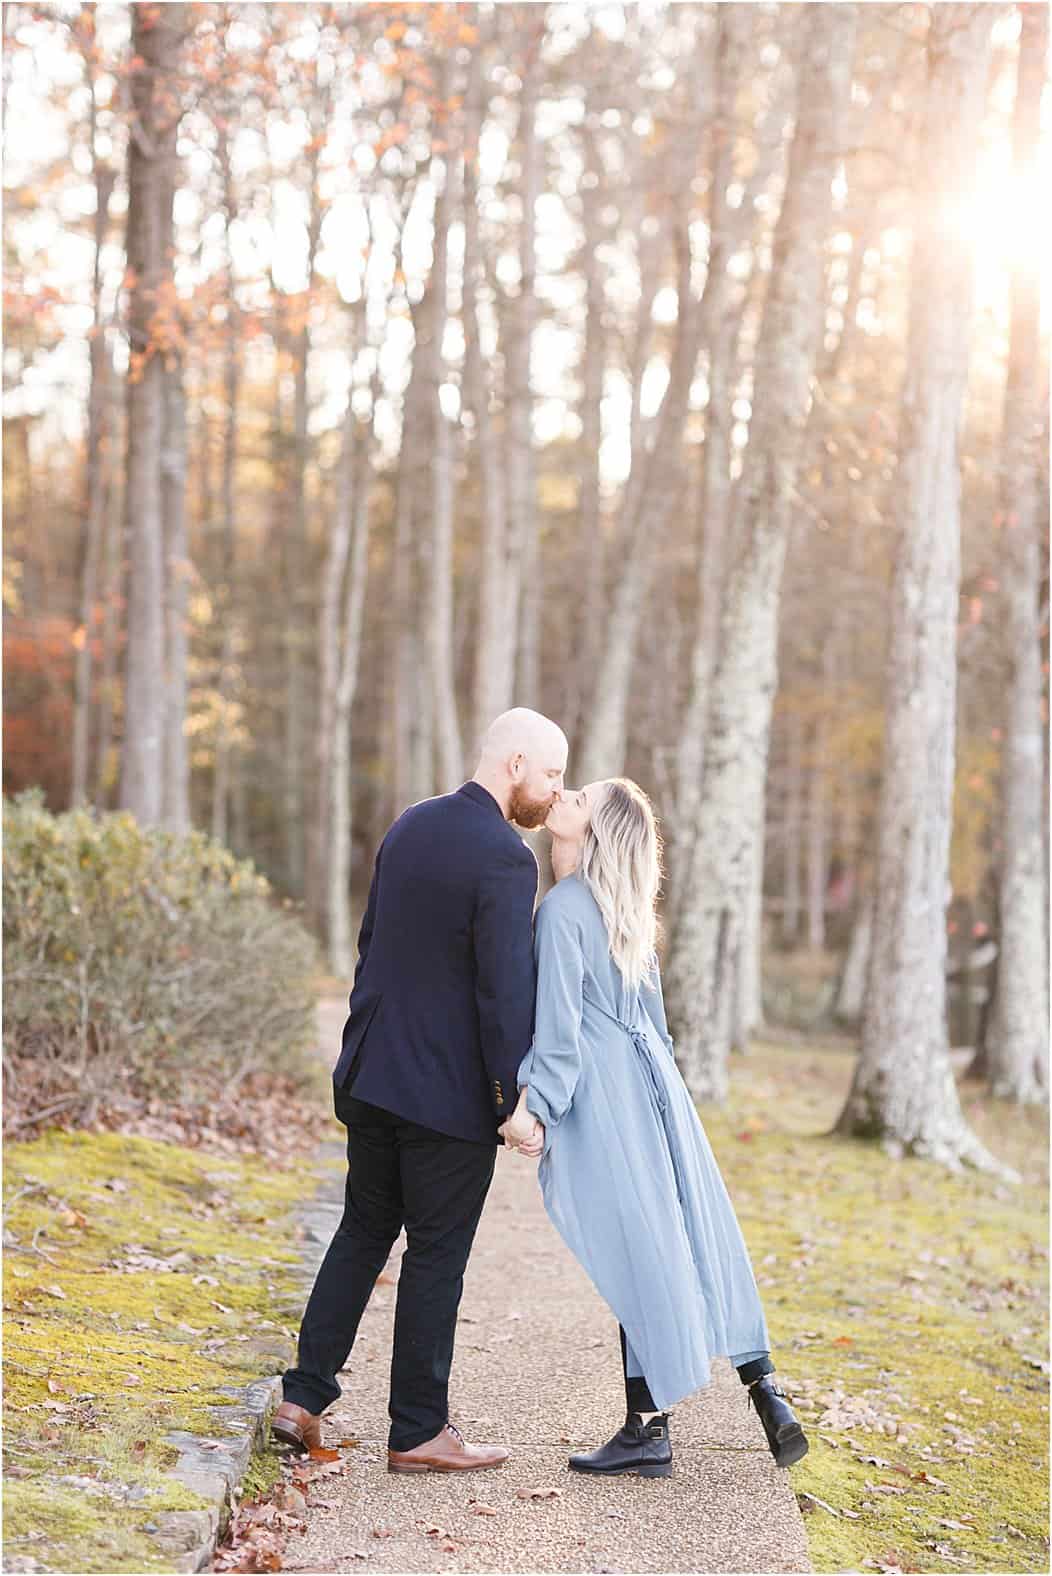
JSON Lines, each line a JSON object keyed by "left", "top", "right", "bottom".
{"left": 517, "top": 873, "right": 769, "bottom": 1410}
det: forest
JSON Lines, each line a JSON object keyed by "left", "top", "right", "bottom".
{"left": 3, "top": 2, "right": 1049, "bottom": 1165}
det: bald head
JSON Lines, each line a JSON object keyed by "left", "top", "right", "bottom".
{"left": 474, "top": 708, "right": 568, "bottom": 828}
{"left": 477, "top": 708, "right": 566, "bottom": 771}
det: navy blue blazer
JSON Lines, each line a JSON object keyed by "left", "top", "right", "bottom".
{"left": 332, "top": 781, "right": 539, "bottom": 1145}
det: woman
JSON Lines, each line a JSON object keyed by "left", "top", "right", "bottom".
{"left": 502, "top": 778, "right": 807, "bottom": 1479}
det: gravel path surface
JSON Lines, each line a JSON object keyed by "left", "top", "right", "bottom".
{"left": 276, "top": 999, "right": 811, "bottom": 1574}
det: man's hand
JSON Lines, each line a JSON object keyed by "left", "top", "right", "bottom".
{"left": 500, "top": 1106, "right": 544, "bottom": 1158}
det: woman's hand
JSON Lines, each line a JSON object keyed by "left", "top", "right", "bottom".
{"left": 500, "top": 1092, "right": 545, "bottom": 1158}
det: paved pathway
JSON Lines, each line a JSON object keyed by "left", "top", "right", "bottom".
{"left": 276, "top": 1000, "right": 811, "bottom": 1574}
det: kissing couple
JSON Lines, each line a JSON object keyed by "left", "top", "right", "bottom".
{"left": 272, "top": 708, "right": 807, "bottom": 1480}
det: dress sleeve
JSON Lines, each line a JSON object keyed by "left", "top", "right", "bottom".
{"left": 639, "top": 957, "right": 675, "bottom": 1058}
{"left": 516, "top": 899, "right": 584, "bottom": 1128}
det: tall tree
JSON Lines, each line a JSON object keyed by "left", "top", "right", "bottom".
{"left": 987, "top": 1, "right": 1049, "bottom": 1105}
{"left": 504, "top": 6, "right": 542, "bottom": 708}
{"left": 577, "top": 25, "right": 717, "bottom": 786}
{"left": 836, "top": 5, "right": 1009, "bottom": 1171}
{"left": 665, "top": 3, "right": 858, "bottom": 1098}
{"left": 160, "top": 149, "right": 190, "bottom": 834}
{"left": 426, "top": 44, "right": 464, "bottom": 789}
{"left": 70, "top": 8, "right": 115, "bottom": 808}
{"left": 465, "top": 19, "right": 512, "bottom": 750}
{"left": 119, "top": 1, "right": 186, "bottom": 825}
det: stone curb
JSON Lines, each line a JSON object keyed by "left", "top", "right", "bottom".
{"left": 148, "top": 1376, "right": 283, "bottom": 1573}
{"left": 146, "top": 1029, "right": 346, "bottom": 1575}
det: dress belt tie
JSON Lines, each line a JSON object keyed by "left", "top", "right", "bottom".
{"left": 583, "top": 994, "right": 669, "bottom": 1114}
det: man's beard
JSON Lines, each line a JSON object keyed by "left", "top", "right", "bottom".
{"left": 508, "top": 783, "right": 552, "bottom": 829}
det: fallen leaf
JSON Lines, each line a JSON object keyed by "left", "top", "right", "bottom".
{"left": 911, "top": 1471, "right": 949, "bottom": 1488}
{"left": 516, "top": 1486, "right": 563, "bottom": 1500}
{"left": 472, "top": 1502, "right": 499, "bottom": 1517}
{"left": 797, "top": 1491, "right": 840, "bottom": 1517}
{"left": 372, "top": 1526, "right": 396, "bottom": 1539}
{"left": 337, "top": 1437, "right": 359, "bottom": 1447}
{"left": 307, "top": 1446, "right": 341, "bottom": 1463}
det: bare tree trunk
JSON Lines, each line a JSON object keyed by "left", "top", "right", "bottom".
{"left": 286, "top": 73, "right": 326, "bottom": 896}
{"left": 72, "top": 20, "right": 114, "bottom": 808}
{"left": 581, "top": 14, "right": 777, "bottom": 786}
{"left": 161, "top": 329, "right": 190, "bottom": 833}
{"left": 465, "top": 30, "right": 511, "bottom": 752}
{"left": 427, "top": 53, "right": 464, "bottom": 790}
{"left": 212, "top": 116, "right": 241, "bottom": 847}
{"left": 665, "top": 4, "right": 857, "bottom": 1101}
{"left": 94, "top": 419, "right": 123, "bottom": 807}
{"left": 835, "top": 886, "right": 874, "bottom": 1024}
{"left": 806, "top": 707, "right": 831, "bottom": 951}
{"left": 119, "top": 3, "right": 185, "bottom": 826}
{"left": 327, "top": 389, "right": 374, "bottom": 977}
{"left": 835, "top": 6, "right": 1010, "bottom": 1173}
{"left": 578, "top": 227, "right": 700, "bottom": 784}
{"left": 987, "top": 1, "right": 1050, "bottom": 1105}
{"left": 563, "top": 124, "right": 606, "bottom": 747}
{"left": 391, "top": 357, "right": 425, "bottom": 816}
{"left": 160, "top": 153, "right": 190, "bottom": 834}
{"left": 506, "top": 9, "right": 542, "bottom": 707}
{"left": 733, "top": 812, "right": 766, "bottom": 1049}
{"left": 405, "top": 283, "right": 438, "bottom": 806}
{"left": 672, "top": 7, "right": 750, "bottom": 851}
{"left": 782, "top": 707, "right": 804, "bottom": 941}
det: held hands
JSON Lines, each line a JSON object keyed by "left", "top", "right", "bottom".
{"left": 499, "top": 1092, "right": 545, "bottom": 1159}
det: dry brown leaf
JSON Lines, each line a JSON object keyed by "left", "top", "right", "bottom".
{"left": 372, "top": 1526, "right": 396, "bottom": 1539}
{"left": 306, "top": 1446, "right": 340, "bottom": 1463}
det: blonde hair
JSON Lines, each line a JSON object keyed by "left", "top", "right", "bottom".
{"left": 578, "top": 778, "right": 662, "bottom": 988}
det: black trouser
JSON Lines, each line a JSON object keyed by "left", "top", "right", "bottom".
{"left": 282, "top": 1089, "right": 496, "bottom": 1452}
{"left": 618, "top": 1326, "right": 774, "bottom": 1413}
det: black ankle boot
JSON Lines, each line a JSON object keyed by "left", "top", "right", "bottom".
{"left": 748, "top": 1376, "right": 809, "bottom": 1467}
{"left": 568, "top": 1412, "right": 672, "bottom": 1477}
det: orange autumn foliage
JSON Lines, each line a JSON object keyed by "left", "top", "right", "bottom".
{"left": 3, "top": 616, "right": 76, "bottom": 808}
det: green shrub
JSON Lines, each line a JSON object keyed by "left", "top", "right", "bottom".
{"left": 3, "top": 792, "right": 320, "bottom": 1124}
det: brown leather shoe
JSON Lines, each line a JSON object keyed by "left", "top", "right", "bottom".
{"left": 388, "top": 1421, "right": 509, "bottom": 1474}
{"left": 271, "top": 1400, "right": 322, "bottom": 1453}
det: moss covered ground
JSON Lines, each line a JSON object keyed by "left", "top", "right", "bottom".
{"left": 706, "top": 1037, "right": 1049, "bottom": 1574}
{"left": 4, "top": 1031, "right": 1046, "bottom": 1575}
{"left": 3, "top": 1129, "right": 316, "bottom": 1572}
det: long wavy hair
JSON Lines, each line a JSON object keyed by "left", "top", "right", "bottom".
{"left": 578, "top": 778, "right": 663, "bottom": 988}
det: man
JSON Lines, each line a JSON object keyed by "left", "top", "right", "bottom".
{"left": 272, "top": 708, "right": 567, "bottom": 1473}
